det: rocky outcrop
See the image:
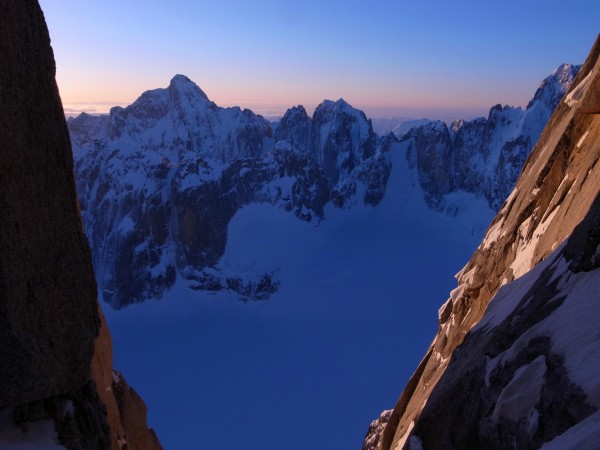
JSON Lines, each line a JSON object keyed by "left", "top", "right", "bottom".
{"left": 374, "top": 34, "right": 600, "bottom": 450}
{"left": 276, "top": 99, "right": 388, "bottom": 207}
{"left": 363, "top": 410, "right": 392, "bottom": 450}
{"left": 276, "top": 98, "right": 380, "bottom": 186}
{"left": 400, "top": 63, "right": 580, "bottom": 212}
{"left": 404, "top": 121, "right": 454, "bottom": 211}
{"left": 310, "top": 99, "right": 378, "bottom": 186}
{"left": 274, "top": 105, "right": 312, "bottom": 147}
{"left": 0, "top": 1, "right": 161, "bottom": 448}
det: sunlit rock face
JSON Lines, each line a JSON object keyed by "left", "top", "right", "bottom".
{"left": 372, "top": 35, "right": 600, "bottom": 450}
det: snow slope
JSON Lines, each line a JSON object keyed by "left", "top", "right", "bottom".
{"left": 102, "top": 141, "right": 492, "bottom": 449}
{"left": 0, "top": 409, "right": 65, "bottom": 450}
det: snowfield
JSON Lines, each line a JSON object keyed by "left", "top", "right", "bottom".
{"left": 103, "top": 143, "right": 493, "bottom": 449}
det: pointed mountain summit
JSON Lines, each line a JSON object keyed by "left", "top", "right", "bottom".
{"left": 110, "top": 74, "right": 213, "bottom": 132}
{"left": 168, "top": 73, "right": 209, "bottom": 96}
{"left": 70, "top": 74, "right": 271, "bottom": 162}
{"left": 274, "top": 104, "right": 311, "bottom": 147}
{"left": 276, "top": 97, "right": 378, "bottom": 186}
{"left": 527, "top": 63, "right": 581, "bottom": 110}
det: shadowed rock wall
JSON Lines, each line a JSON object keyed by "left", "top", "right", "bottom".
{"left": 0, "top": 0, "right": 99, "bottom": 409}
{"left": 0, "top": 2, "right": 162, "bottom": 449}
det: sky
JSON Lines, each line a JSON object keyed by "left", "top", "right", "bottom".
{"left": 39, "top": 1, "right": 599, "bottom": 119}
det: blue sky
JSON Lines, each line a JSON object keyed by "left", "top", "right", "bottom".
{"left": 40, "top": 0, "right": 599, "bottom": 118}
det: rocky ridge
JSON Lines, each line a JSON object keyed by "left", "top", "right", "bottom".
{"left": 0, "top": 2, "right": 161, "bottom": 448}
{"left": 371, "top": 34, "right": 600, "bottom": 450}
{"left": 70, "top": 82, "right": 386, "bottom": 308}
{"left": 399, "top": 63, "right": 580, "bottom": 212}
{"left": 70, "top": 65, "right": 575, "bottom": 308}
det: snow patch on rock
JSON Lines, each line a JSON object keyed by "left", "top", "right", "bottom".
{"left": 491, "top": 355, "right": 547, "bottom": 424}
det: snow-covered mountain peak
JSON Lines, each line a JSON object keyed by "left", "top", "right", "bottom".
{"left": 527, "top": 63, "right": 581, "bottom": 110}
{"left": 281, "top": 104, "right": 309, "bottom": 119}
{"left": 310, "top": 97, "right": 377, "bottom": 185}
{"left": 312, "top": 97, "right": 374, "bottom": 141}
{"left": 274, "top": 105, "right": 312, "bottom": 147}
{"left": 278, "top": 105, "right": 310, "bottom": 129}
{"left": 552, "top": 62, "right": 580, "bottom": 81}
{"left": 333, "top": 97, "right": 352, "bottom": 110}
{"left": 314, "top": 97, "right": 363, "bottom": 118}
{"left": 70, "top": 64, "right": 577, "bottom": 308}
{"left": 69, "top": 74, "right": 273, "bottom": 163}
{"left": 168, "top": 73, "right": 208, "bottom": 97}
{"left": 166, "top": 73, "right": 213, "bottom": 111}
{"left": 112, "top": 74, "right": 217, "bottom": 127}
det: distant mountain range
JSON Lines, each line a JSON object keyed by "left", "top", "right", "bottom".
{"left": 69, "top": 64, "right": 579, "bottom": 308}
{"left": 400, "top": 63, "right": 581, "bottom": 211}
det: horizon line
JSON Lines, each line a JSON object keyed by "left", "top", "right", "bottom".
{"left": 62, "top": 100, "right": 490, "bottom": 122}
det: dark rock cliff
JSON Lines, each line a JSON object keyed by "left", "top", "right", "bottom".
{"left": 0, "top": 0, "right": 99, "bottom": 412}
{"left": 0, "top": 1, "right": 161, "bottom": 448}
